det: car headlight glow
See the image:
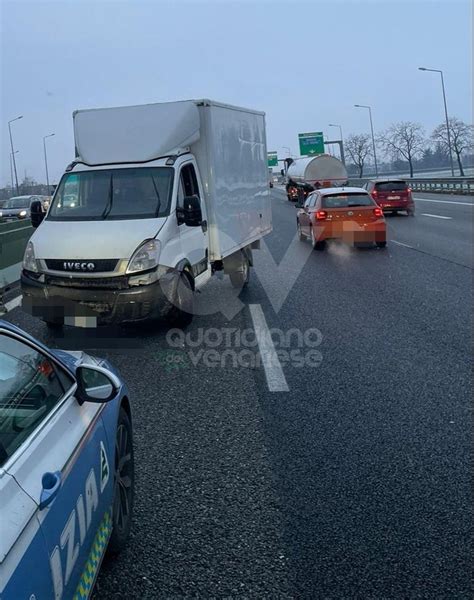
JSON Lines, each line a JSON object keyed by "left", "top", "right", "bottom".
{"left": 23, "top": 241, "right": 38, "bottom": 273}
{"left": 19, "top": 210, "right": 27, "bottom": 217}
{"left": 126, "top": 239, "right": 161, "bottom": 274}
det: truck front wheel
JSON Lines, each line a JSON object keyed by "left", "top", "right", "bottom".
{"left": 43, "top": 318, "right": 64, "bottom": 331}
{"left": 166, "top": 271, "right": 194, "bottom": 328}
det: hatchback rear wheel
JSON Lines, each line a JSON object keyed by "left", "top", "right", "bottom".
{"left": 310, "top": 227, "right": 326, "bottom": 251}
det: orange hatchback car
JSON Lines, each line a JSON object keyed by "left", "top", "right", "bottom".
{"left": 296, "top": 187, "right": 387, "bottom": 250}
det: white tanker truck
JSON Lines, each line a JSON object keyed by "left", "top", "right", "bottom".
{"left": 286, "top": 154, "right": 348, "bottom": 202}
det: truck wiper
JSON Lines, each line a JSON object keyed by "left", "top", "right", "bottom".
{"left": 151, "top": 175, "right": 162, "bottom": 217}
{"left": 101, "top": 174, "right": 114, "bottom": 219}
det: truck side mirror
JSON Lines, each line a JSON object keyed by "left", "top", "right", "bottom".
{"left": 179, "top": 195, "right": 202, "bottom": 227}
{"left": 30, "top": 200, "right": 45, "bottom": 228}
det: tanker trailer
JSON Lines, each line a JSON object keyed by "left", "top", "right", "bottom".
{"left": 286, "top": 154, "right": 348, "bottom": 202}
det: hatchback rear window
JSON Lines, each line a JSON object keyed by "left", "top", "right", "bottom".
{"left": 322, "top": 193, "right": 374, "bottom": 208}
{"left": 375, "top": 181, "right": 408, "bottom": 191}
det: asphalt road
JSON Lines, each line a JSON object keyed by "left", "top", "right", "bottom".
{"left": 2, "top": 189, "right": 472, "bottom": 598}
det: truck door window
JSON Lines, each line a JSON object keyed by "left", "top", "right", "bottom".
{"left": 177, "top": 164, "right": 201, "bottom": 223}
{"left": 180, "top": 164, "right": 200, "bottom": 200}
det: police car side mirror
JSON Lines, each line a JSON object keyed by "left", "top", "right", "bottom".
{"left": 75, "top": 365, "right": 120, "bottom": 404}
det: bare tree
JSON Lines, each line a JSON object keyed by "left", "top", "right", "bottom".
{"left": 345, "top": 134, "right": 371, "bottom": 177}
{"left": 378, "top": 122, "right": 425, "bottom": 178}
{"left": 432, "top": 117, "right": 473, "bottom": 176}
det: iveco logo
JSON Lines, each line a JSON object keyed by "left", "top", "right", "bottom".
{"left": 63, "top": 261, "right": 96, "bottom": 271}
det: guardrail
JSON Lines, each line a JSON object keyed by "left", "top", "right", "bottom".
{"left": 0, "top": 220, "right": 33, "bottom": 288}
{"left": 347, "top": 177, "right": 473, "bottom": 195}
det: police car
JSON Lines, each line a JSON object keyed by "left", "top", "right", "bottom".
{"left": 0, "top": 320, "right": 134, "bottom": 599}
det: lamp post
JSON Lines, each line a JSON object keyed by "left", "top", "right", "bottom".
{"left": 354, "top": 105, "right": 378, "bottom": 177}
{"left": 282, "top": 146, "right": 291, "bottom": 157}
{"left": 9, "top": 151, "right": 19, "bottom": 194}
{"left": 43, "top": 133, "right": 55, "bottom": 192}
{"left": 328, "top": 123, "right": 345, "bottom": 165}
{"left": 418, "top": 67, "right": 455, "bottom": 176}
{"left": 8, "top": 115, "right": 23, "bottom": 194}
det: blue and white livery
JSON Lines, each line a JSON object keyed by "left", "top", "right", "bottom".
{"left": 0, "top": 320, "right": 134, "bottom": 599}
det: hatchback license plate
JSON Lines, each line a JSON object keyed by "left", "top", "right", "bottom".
{"left": 387, "top": 195, "right": 400, "bottom": 200}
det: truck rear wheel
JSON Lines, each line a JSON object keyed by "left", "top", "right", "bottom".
{"left": 229, "top": 253, "right": 250, "bottom": 288}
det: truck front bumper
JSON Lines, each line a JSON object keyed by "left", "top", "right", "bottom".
{"left": 21, "top": 269, "right": 176, "bottom": 326}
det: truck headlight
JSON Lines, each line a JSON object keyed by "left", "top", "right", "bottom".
{"left": 23, "top": 241, "right": 38, "bottom": 273}
{"left": 126, "top": 239, "right": 161, "bottom": 274}
{"left": 19, "top": 210, "right": 27, "bottom": 218}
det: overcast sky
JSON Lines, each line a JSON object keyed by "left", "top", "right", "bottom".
{"left": 0, "top": 0, "right": 472, "bottom": 187}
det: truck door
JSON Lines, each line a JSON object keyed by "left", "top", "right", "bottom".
{"left": 177, "top": 162, "right": 210, "bottom": 285}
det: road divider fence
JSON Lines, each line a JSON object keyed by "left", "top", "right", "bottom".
{"left": 348, "top": 176, "right": 473, "bottom": 195}
{"left": 0, "top": 220, "right": 32, "bottom": 289}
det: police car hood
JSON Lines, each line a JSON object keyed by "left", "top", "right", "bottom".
{"left": 31, "top": 217, "right": 167, "bottom": 260}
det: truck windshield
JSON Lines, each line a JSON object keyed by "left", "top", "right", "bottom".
{"left": 48, "top": 167, "right": 174, "bottom": 221}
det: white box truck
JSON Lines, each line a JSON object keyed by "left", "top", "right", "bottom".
{"left": 22, "top": 99, "right": 272, "bottom": 327}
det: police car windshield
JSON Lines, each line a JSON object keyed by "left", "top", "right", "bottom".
{"left": 48, "top": 167, "right": 174, "bottom": 221}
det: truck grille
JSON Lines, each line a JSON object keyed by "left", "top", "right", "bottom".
{"left": 45, "top": 274, "right": 129, "bottom": 290}
{"left": 45, "top": 259, "right": 119, "bottom": 273}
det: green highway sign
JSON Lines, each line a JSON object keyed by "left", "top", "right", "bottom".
{"left": 298, "top": 132, "right": 325, "bottom": 156}
{"left": 267, "top": 151, "right": 278, "bottom": 167}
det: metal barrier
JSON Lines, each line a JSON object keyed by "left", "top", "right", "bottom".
{"left": 347, "top": 177, "right": 473, "bottom": 195}
{"left": 0, "top": 220, "right": 33, "bottom": 288}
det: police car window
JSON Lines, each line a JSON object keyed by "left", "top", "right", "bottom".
{"left": 0, "top": 334, "right": 72, "bottom": 466}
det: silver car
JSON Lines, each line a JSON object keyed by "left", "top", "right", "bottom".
{"left": 0, "top": 196, "right": 49, "bottom": 221}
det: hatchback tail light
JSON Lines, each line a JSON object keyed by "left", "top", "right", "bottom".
{"left": 371, "top": 190, "right": 378, "bottom": 199}
{"left": 316, "top": 210, "right": 327, "bottom": 220}
{"left": 373, "top": 207, "right": 383, "bottom": 218}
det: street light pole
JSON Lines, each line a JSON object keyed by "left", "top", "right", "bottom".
{"left": 43, "top": 133, "right": 55, "bottom": 192}
{"left": 354, "top": 105, "right": 378, "bottom": 177}
{"left": 9, "top": 151, "right": 19, "bottom": 194}
{"left": 328, "top": 123, "right": 345, "bottom": 165}
{"left": 282, "top": 146, "right": 291, "bottom": 157}
{"left": 8, "top": 115, "right": 23, "bottom": 195}
{"left": 418, "top": 67, "right": 455, "bottom": 176}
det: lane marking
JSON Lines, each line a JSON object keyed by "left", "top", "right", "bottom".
{"left": 421, "top": 213, "right": 452, "bottom": 220}
{"left": 249, "top": 303, "right": 289, "bottom": 392}
{"left": 392, "top": 240, "right": 413, "bottom": 249}
{"left": 414, "top": 197, "right": 473, "bottom": 206}
{"left": 3, "top": 294, "right": 22, "bottom": 311}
